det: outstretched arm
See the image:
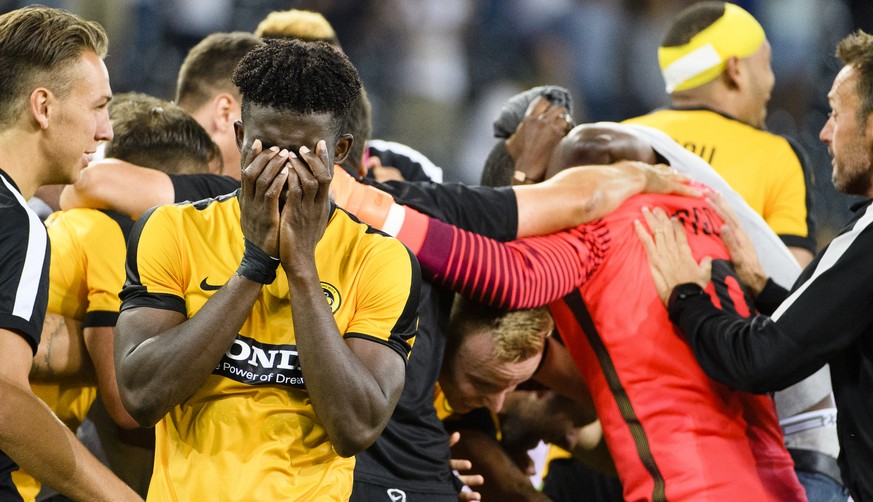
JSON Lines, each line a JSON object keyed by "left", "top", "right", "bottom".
{"left": 332, "top": 162, "right": 695, "bottom": 242}
{"left": 635, "top": 206, "right": 871, "bottom": 393}
{"left": 418, "top": 218, "right": 597, "bottom": 310}
{"left": 333, "top": 167, "right": 595, "bottom": 310}
{"left": 515, "top": 161, "right": 698, "bottom": 238}
{"left": 60, "top": 159, "right": 174, "bottom": 219}
{"left": 60, "top": 159, "right": 239, "bottom": 219}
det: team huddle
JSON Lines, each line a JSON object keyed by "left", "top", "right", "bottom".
{"left": 2, "top": 3, "right": 873, "bottom": 502}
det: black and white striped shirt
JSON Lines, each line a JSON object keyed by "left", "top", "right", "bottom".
{"left": 670, "top": 198, "right": 873, "bottom": 500}
{"left": 0, "top": 168, "right": 50, "bottom": 353}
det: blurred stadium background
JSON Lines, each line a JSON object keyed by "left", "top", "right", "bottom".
{"left": 3, "top": 0, "right": 871, "bottom": 248}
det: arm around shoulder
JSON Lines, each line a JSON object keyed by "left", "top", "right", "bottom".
{"left": 514, "top": 161, "right": 698, "bottom": 238}
{"left": 60, "top": 159, "right": 174, "bottom": 218}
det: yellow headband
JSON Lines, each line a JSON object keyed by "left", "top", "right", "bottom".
{"left": 658, "top": 3, "right": 765, "bottom": 93}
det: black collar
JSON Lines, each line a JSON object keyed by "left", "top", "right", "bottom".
{"left": 0, "top": 167, "right": 22, "bottom": 194}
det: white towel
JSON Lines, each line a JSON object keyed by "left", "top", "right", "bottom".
{"left": 621, "top": 123, "right": 838, "bottom": 457}
{"left": 623, "top": 123, "right": 802, "bottom": 289}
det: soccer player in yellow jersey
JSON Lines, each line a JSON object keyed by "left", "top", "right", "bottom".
{"left": 0, "top": 6, "right": 142, "bottom": 502}
{"left": 115, "top": 39, "right": 420, "bottom": 501}
{"left": 623, "top": 6, "right": 840, "bottom": 498}
{"left": 623, "top": 2, "right": 816, "bottom": 268}
{"left": 14, "top": 93, "right": 220, "bottom": 500}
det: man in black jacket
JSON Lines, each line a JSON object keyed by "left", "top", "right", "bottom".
{"left": 636, "top": 30, "right": 873, "bottom": 501}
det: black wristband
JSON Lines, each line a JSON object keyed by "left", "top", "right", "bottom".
{"left": 754, "top": 278, "right": 790, "bottom": 316}
{"left": 667, "top": 283, "right": 709, "bottom": 325}
{"left": 667, "top": 283, "right": 707, "bottom": 309}
{"left": 237, "top": 238, "right": 280, "bottom": 284}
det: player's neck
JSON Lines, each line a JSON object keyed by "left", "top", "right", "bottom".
{"left": 0, "top": 134, "right": 44, "bottom": 199}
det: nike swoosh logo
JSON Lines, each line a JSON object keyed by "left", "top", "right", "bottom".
{"left": 200, "top": 277, "right": 223, "bottom": 291}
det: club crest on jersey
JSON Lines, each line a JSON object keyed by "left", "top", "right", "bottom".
{"left": 321, "top": 282, "right": 341, "bottom": 313}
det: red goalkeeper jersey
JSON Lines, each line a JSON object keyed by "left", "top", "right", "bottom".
{"left": 411, "top": 191, "right": 805, "bottom": 501}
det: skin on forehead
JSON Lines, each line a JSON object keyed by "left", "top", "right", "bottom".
{"left": 443, "top": 330, "right": 543, "bottom": 414}
{"left": 238, "top": 105, "right": 336, "bottom": 162}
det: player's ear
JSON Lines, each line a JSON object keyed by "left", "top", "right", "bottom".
{"left": 30, "top": 88, "right": 52, "bottom": 130}
{"left": 234, "top": 120, "right": 244, "bottom": 151}
{"left": 723, "top": 56, "right": 742, "bottom": 90}
{"left": 333, "top": 134, "right": 353, "bottom": 164}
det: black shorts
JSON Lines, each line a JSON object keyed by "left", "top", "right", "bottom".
{"left": 350, "top": 480, "right": 459, "bottom": 502}
{"left": 541, "top": 458, "right": 623, "bottom": 502}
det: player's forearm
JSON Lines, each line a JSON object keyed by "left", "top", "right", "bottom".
{"left": 671, "top": 295, "right": 822, "bottom": 394}
{"left": 30, "top": 314, "right": 94, "bottom": 383}
{"left": 286, "top": 265, "right": 401, "bottom": 457}
{"left": 60, "top": 162, "right": 123, "bottom": 211}
{"left": 59, "top": 179, "right": 109, "bottom": 212}
{"left": 417, "top": 218, "right": 587, "bottom": 310}
{"left": 0, "top": 380, "right": 141, "bottom": 501}
{"left": 330, "top": 182, "right": 572, "bottom": 310}
{"left": 60, "top": 159, "right": 174, "bottom": 218}
{"left": 514, "top": 164, "right": 645, "bottom": 238}
{"left": 84, "top": 326, "right": 140, "bottom": 429}
{"left": 116, "top": 275, "right": 261, "bottom": 426}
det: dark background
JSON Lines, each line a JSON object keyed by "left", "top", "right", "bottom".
{"left": 4, "top": 0, "right": 872, "bottom": 249}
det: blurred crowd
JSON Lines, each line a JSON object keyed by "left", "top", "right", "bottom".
{"left": 2, "top": 0, "right": 871, "bottom": 243}
{"left": 3, "top": 1, "right": 873, "bottom": 501}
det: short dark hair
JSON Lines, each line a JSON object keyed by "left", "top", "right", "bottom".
{"left": 340, "top": 87, "right": 373, "bottom": 175}
{"left": 480, "top": 141, "right": 516, "bottom": 187}
{"left": 175, "top": 32, "right": 263, "bottom": 112}
{"left": 232, "top": 39, "right": 361, "bottom": 137}
{"left": 661, "top": 2, "right": 726, "bottom": 47}
{"left": 0, "top": 5, "right": 108, "bottom": 126}
{"left": 105, "top": 92, "right": 219, "bottom": 174}
{"left": 836, "top": 31, "right": 873, "bottom": 130}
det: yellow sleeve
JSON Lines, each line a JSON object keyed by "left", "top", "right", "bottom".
{"left": 762, "top": 139, "right": 814, "bottom": 250}
{"left": 344, "top": 237, "right": 420, "bottom": 361}
{"left": 81, "top": 213, "right": 128, "bottom": 324}
{"left": 45, "top": 209, "right": 127, "bottom": 324}
{"left": 45, "top": 211, "right": 87, "bottom": 320}
{"left": 119, "top": 206, "right": 188, "bottom": 314}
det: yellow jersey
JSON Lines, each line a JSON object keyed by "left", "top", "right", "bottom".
{"left": 121, "top": 193, "right": 420, "bottom": 501}
{"left": 13, "top": 209, "right": 131, "bottom": 500}
{"left": 624, "top": 108, "right": 815, "bottom": 252}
